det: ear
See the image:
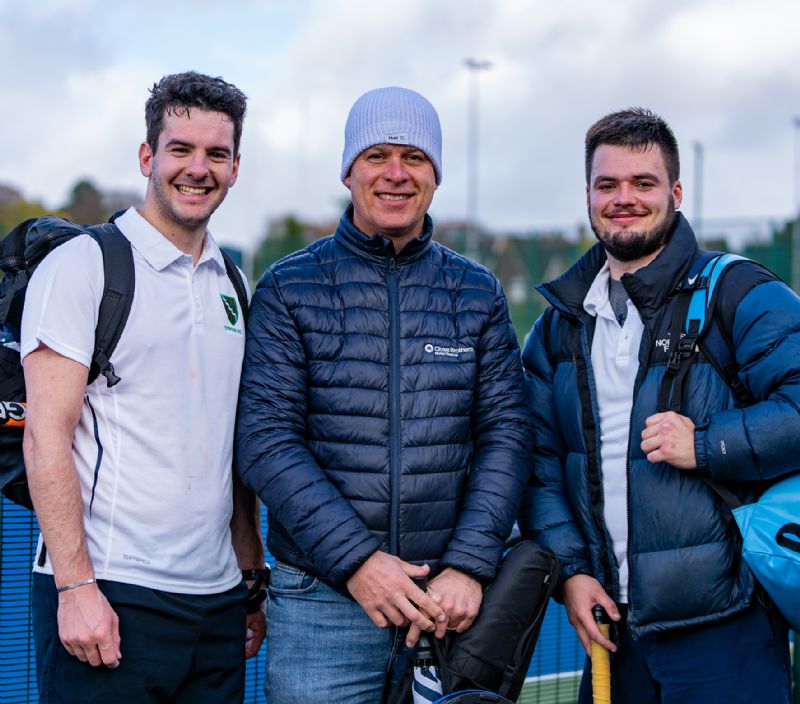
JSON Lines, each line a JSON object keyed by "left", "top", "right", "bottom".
{"left": 229, "top": 153, "right": 241, "bottom": 187}
{"left": 344, "top": 174, "right": 352, "bottom": 190}
{"left": 139, "top": 142, "right": 153, "bottom": 178}
{"left": 672, "top": 180, "right": 683, "bottom": 209}
{"left": 585, "top": 185, "right": 590, "bottom": 209}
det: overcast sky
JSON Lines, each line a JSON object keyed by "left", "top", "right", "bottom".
{"left": 2, "top": 0, "right": 800, "bottom": 250}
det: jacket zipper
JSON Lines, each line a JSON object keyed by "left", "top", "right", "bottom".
{"left": 577, "top": 323, "right": 615, "bottom": 596}
{"left": 387, "top": 256, "right": 401, "bottom": 556}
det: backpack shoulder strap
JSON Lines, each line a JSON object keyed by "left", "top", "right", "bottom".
{"left": 685, "top": 252, "right": 748, "bottom": 340}
{"left": 220, "top": 250, "right": 249, "bottom": 319}
{"left": 85, "top": 222, "right": 135, "bottom": 387}
{"left": 0, "top": 219, "right": 38, "bottom": 325}
{"left": 657, "top": 252, "right": 749, "bottom": 413}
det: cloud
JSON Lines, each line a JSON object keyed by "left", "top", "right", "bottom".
{"left": 3, "top": 0, "right": 800, "bottom": 249}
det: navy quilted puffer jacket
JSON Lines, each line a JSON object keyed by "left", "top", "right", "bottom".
{"left": 236, "top": 207, "right": 531, "bottom": 588}
{"left": 519, "top": 213, "right": 800, "bottom": 636}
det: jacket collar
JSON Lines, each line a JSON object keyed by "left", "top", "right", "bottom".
{"left": 539, "top": 212, "right": 700, "bottom": 320}
{"left": 333, "top": 204, "right": 434, "bottom": 264}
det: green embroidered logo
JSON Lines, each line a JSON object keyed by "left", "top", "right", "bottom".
{"left": 220, "top": 294, "right": 239, "bottom": 326}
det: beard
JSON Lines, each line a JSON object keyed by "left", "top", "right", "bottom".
{"left": 590, "top": 197, "right": 677, "bottom": 262}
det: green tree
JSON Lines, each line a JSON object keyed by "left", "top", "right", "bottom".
{"left": 64, "top": 179, "right": 105, "bottom": 225}
{"left": 252, "top": 215, "right": 312, "bottom": 280}
{"left": 0, "top": 184, "right": 56, "bottom": 238}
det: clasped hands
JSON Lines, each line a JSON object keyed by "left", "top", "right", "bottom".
{"left": 346, "top": 551, "right": 482, "bottom": 647}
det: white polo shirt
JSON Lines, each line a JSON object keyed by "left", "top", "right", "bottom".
{"left": 583, "top": 262, "right": 644, "bottom": 604}
{"left": 21, "top": 208, "right": 248, "bottom": 594}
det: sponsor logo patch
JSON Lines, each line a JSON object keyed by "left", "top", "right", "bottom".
{"left": 423, "top": 343, "right": 475, "bottom": 359}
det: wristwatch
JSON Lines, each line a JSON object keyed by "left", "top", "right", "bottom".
{"left": 242, "top": 567, "right": 270, "bottom": 613}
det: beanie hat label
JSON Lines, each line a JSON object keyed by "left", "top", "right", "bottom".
{"left": 386, "top": 132, "right": 409, "bottom": 144}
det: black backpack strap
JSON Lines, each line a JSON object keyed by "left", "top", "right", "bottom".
{"left": 703, "top": 476, "right": 745, "bottom": 510}
{"left": 657, "top": 280, "right": 697, "bottom": 413}
{"left": 220, "top": 250, "right": 249, "bottom": 319}
{"left": 85, "top": 223, "right": 135, "bottom": 387}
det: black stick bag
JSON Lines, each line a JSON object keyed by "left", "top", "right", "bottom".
{"left": 434, "top": 540, "right": 559, "bottom": 701}
{"left": 388, "top": 540, "right": 560, "bottom": 704}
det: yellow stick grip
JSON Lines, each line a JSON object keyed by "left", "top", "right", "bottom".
{"left": 591, "top": 606, "right": 611, "bottom": 704}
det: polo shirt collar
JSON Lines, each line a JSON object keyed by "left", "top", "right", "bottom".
{"left": 116, "top": 207, "right": 226, "bottom": 272}
{"left": 583, "top": 261, "right": 613, "bottom": 320}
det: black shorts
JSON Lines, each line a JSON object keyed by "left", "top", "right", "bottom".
{"left": 33, "top": 573, "right": 247, "bottom": 704}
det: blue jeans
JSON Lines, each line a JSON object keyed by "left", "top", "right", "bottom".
{"left": 577, "top": 600, "right": 791, "bottom": 704}
{"left": 265, "top": 561, "right": 410, "bottom": 704}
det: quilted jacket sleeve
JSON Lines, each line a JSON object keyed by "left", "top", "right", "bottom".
{"left": 438, "top": 280, "right": 533, "bottom": 582}
{"left": 518, "top": 309, "right": 591, "bottom": 583}
{"left": 235, "top": 269, "right": 380, "bottom": 585}
{"left": 695, "top": 276, "right": 800, "bottom": 483}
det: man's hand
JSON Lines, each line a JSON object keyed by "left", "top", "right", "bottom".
{"left": 641, "top": 412, "right": 697, "bottom": 469}
{"left": 346, "top": 551, "right": 446, "bottom": 635}
{"left": 427, "top": 568, "right": 482, "bottom": 633}
{"left": 406, "top": 567, "right": 483, "bottom": 647}
{"left": 562, "top": 574, "right": 619, "bottom": 656}
{"left": 245, "top": 608, "right": 266, "bottom": 659}
{"left": 57, "top": 584, "right": 121, "bottom": 668}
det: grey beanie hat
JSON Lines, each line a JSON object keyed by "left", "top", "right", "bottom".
{"left": 341, "top": 86, "right": 442, "bottom": 184}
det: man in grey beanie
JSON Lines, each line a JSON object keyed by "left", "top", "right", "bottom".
{"left": 236, "top": 86, "right": 531, "bottom": 703}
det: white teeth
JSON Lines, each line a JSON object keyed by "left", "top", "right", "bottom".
{"left": 177, "top": 185, "right": 207, "bottom": 195}
{"left": 378, "top": 194, "right": 409, "bottom": 200}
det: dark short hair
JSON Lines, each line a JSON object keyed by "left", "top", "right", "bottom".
{"left": 145, "top": 71, "right": 247, "bottom": 155}
{"left": 585, "top": 108, "right": 679, "bottom": 184}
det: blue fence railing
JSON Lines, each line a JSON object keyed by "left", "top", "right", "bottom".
{"left": 1, "top": 498, "right": 583, "bottom": 703}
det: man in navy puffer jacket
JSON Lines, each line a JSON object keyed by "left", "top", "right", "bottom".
{"left": 520, "top": 108, "right": 797, "bottom": 703}
{"left": 236, "top": 86, "right": 531, "bottom": 703}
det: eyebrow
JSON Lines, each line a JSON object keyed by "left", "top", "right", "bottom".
{"left": 164, "top": 139, "right": 232, "bottom": 155}
{"left": 593, "top": 171, "right": 661, "bottom": 184}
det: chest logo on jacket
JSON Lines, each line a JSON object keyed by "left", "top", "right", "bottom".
{"left": 423, "top": 343, "right": 475, "bottom": 359}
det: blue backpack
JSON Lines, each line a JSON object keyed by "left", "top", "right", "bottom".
{"left": 657, "top": 251, "right": 800, "bottom": 631}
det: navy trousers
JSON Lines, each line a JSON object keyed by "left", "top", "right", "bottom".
{"left": 33, "top": 573, "right": 247, "bottom": 704}
{"left": 577, "top": 600, "right": 791, "bottom": 704}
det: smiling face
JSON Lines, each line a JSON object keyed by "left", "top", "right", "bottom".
{"left": 344, "top": 143, "right": 437, "bottom": 253}
{"left": 138, "top": 107, "right": 240, "bottom": 244}
{"left": 587, "top": 143, "right": 682, "bottom": 269}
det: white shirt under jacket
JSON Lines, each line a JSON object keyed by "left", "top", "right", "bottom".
{"left": 583, "top": 262, "right": 644, "bottom": 604}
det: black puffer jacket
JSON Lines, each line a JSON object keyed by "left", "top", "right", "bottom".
{"left": 236, "top": 207, "right": 531, "bottom": 587}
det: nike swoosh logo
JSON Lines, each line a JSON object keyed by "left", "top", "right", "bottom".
{"left": 687, "top": 274, "right": 698, "bottom": 285}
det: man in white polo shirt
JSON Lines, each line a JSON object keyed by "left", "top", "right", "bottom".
{"left": 21, "top": 71, "right": 266, "bottom": 703}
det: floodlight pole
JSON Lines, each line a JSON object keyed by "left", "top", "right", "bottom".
{"left": 464, "top": 58, "right": 492, "bottom": 262}
{"left": 692, "top": 141, "right": 704, "bottom": 245}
